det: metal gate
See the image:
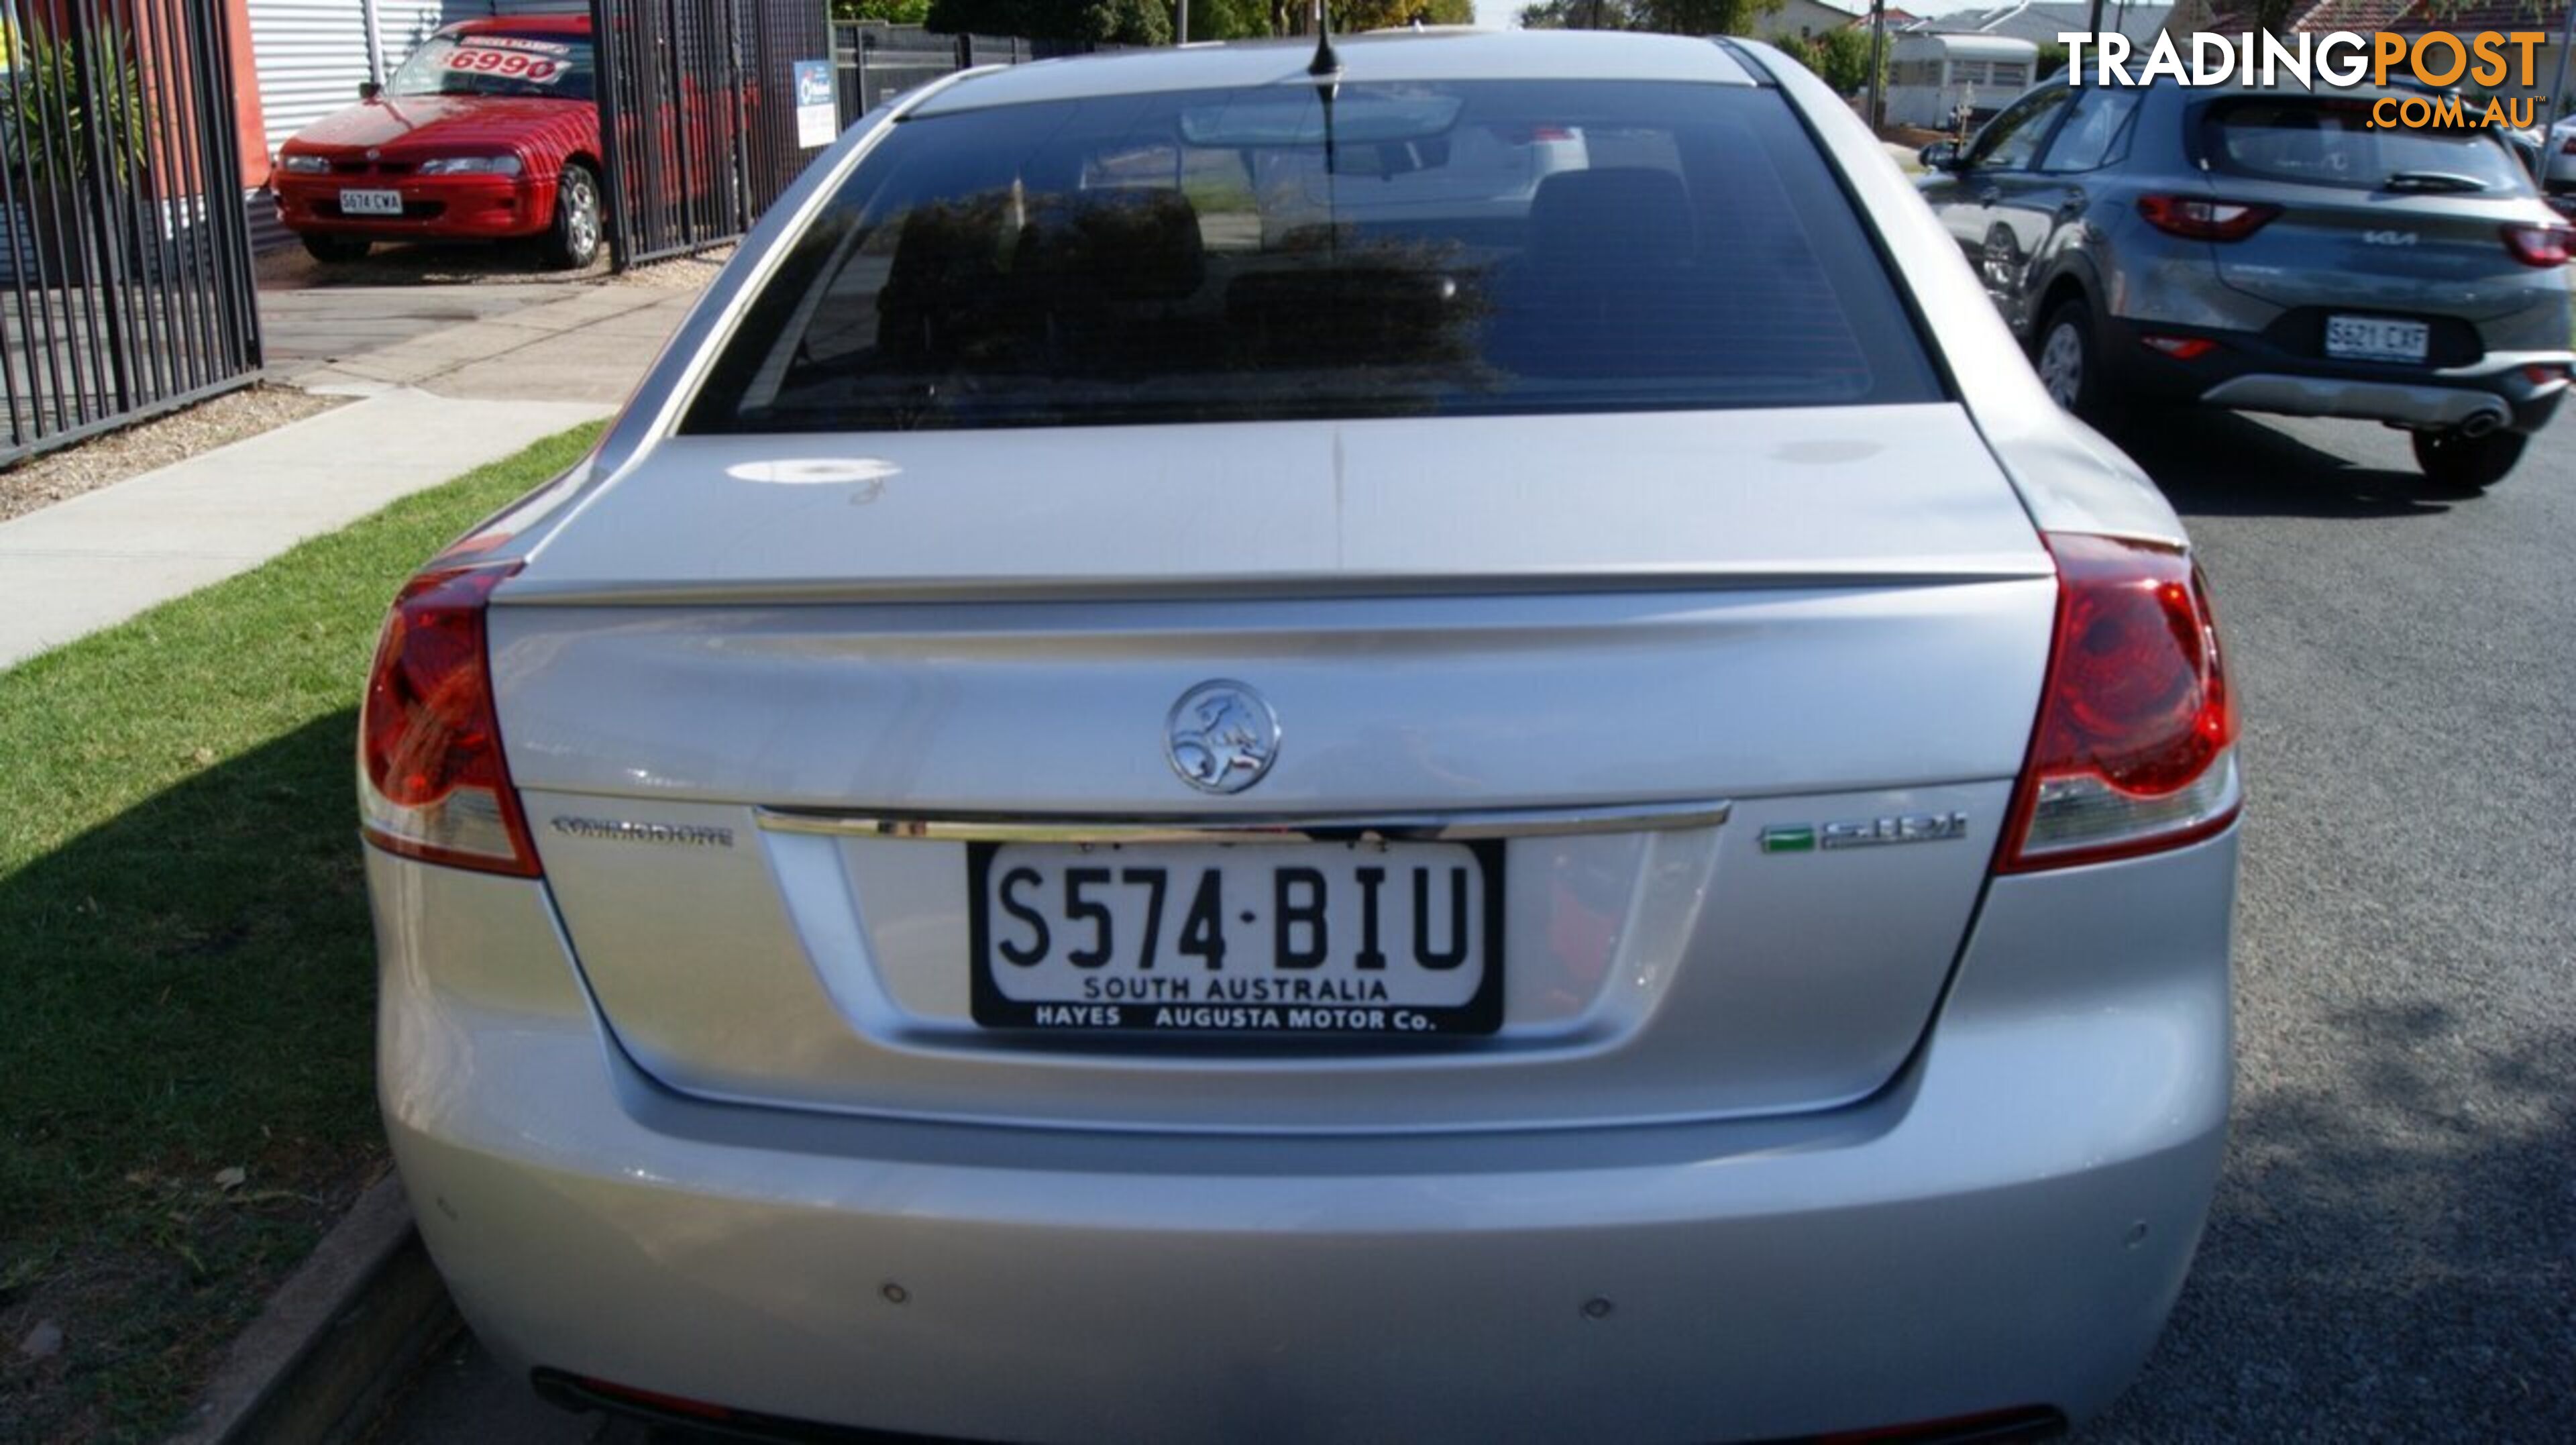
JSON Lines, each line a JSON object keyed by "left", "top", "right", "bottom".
{"left": 1, "top": 0, "right": 262, "bottom": 468}
{"left": 592, "top": 0, "right": 831, "bottom": 268}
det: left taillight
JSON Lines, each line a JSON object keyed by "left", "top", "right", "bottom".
{"left": 358, "top": 561, "right": 541, "bottom": 877}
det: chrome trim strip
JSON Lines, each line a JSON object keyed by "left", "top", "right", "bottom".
{"left": 755, "top": 799, "right": 1733, "bottom": 845}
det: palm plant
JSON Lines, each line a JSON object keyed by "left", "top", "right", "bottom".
{"left": 5, "top": 28, "right": 150, "bottom": 186}
{"left": 3, "top": 26, "right": 151, "bottom": 286}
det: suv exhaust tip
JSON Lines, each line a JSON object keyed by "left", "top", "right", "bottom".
{"left": 2458, "top": 407, "right": 2509, "bottom": 437}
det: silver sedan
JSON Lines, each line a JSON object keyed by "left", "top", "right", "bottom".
{"left": 360, "top": 30, "right": 2241, "bottom": 1444}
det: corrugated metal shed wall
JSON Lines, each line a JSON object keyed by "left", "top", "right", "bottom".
{"left": 378, "top": 4, "right": 460, "bottom": 63}
{"left": 246, "top": 1, "right": 378, "bottom": 161}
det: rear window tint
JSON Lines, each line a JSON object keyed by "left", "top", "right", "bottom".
{"left": 683, "top": 81, "right": 1941, "bottom": 435}
{"left": 2202, "top": 95, "right": 2530, "bottom": 192}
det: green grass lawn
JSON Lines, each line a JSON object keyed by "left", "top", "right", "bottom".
{"left": 0, "top": 423, "right": 601, "bottom": 1442}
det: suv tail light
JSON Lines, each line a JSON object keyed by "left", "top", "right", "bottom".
{"left": 358, "top": 561, "right": 541, "bottom": 877}
{"left": 1999, "top": 534, "right": 2241, "bottom": 873}
{"left": 2137, "top": 195, "right": 2279, "bottom": 241}
{"left": 2502, "top": 222, "right": 2572, "bottom": 267}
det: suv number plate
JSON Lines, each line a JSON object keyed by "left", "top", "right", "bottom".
{"left": 2325, "top": 315, "right": 2430, "bottom": 364}
{"left": 969, "top": 841, "right": 1503, "bottom": 1036}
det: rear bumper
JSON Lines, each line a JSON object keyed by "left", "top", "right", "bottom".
{"left": 272, "top": 172, "right": 556, "bottom": 242}
{"left": 2096, "top": 309, "right": 2571, "bottom": 433}
{"left": 374, "top": 828, "right": 2237, "bottom": 1444}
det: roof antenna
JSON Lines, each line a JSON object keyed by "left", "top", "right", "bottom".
{"left": 1308, "top": 0, "right": 1340, "bottom": 79}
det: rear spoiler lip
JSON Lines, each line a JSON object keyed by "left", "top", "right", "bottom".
{"left": 490, "top": 563, "right": 2057, "bottom": 608}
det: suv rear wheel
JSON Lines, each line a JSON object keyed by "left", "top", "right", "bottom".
{"left": 2034, "top": 298, "right": 2116, "bottom": 423}
{"left": 2411, "top": 426, "right": 2524, "bottom": 494}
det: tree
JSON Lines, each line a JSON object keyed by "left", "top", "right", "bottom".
{"left": 833, "top": 0, "right": 932, "bottom": 21}
{"left": 1633, "top": 0, "right": 1781, "bottom": 33}
{"left": 924, "top": 0, "right": 1171, "bottom": 42}
{"left": 1794, "top": 26, "right": 1880, "bottom": 96}
{"left": 1183, "top": 0, "right": 1276, "bottom": 39}
{"left": 1515, "top": 0, "right": 1639, "bottom": 26}
{"left": 1513, "top": 0, "right": 1775, "bottom": 34}
{"left": 1328, "top": 0, "right": 1477, "bottom": 27}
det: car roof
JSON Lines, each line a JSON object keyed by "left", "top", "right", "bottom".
{"left": 446, "top": 15, "right": 592, "bottom": 36}
{"left": 908, "top": 30, "right": 1756, "bottom": 116}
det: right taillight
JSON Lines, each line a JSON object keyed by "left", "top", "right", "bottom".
{"left": 2137, "top": 194, "right": 2279, "bottom": 242}
{"left": 2502, "top": 222, "right": 2573, "bottom": 267}
{"left": 1999, "top": 533, "right": 2241, "bottom": 873}
{"left": 358, "top": 561, "right": 541, "bottom": 877}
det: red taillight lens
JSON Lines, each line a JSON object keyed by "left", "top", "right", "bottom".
{"left": 2502, "top": 222, "right": 2573, "bottom": 267}
{"left": 2137, "top": 194, "right": 2279, "bottom": 241}
{"left": 2140, "top": 333, "right": 2218, "bottom": 360}
{"left": 1999, "top": 534, "right": 2241, "bottom": 873}
{"left": 358, "top": 561, "right": 540, "bottom": 876}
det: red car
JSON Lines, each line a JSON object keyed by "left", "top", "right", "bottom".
{"left": 273, "top": 17, "right": 603, "bottom": 268}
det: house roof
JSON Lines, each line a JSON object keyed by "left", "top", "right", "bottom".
{"left": 2292, "top": 0, "right": 2416, "bottom": 30}
{"left": 1900, "top": 1, "right": 2171, "bottom": 44}
{"left": 2189, "top": 0, "right": 2506, "bottom": 34}
{"left": 2388, "top": 0, "right": 2565, "bottom": 32}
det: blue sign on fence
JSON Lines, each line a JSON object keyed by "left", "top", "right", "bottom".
{"left": 795, "top": 60, "right": 838, "bottom": 148}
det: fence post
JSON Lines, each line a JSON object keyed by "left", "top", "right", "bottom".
{"left": 592, "top": 0, "right": 631, "bottom": 267}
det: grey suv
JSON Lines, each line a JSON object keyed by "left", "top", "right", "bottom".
{"left": 1920, "top": 76, "right": 2575, "bottom": 491}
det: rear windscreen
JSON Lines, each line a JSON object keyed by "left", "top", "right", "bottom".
{"left": 2202, "top": 96, "right": 2530, "bottom": 192}
{"left": 683, "top": 80, "right": 1941, "bottom": 435}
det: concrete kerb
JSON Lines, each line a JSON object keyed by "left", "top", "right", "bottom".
{"left": 170, "top": 1176, "right": 458, "bottom": 1445}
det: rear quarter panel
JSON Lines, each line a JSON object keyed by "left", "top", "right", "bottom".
{"left": 1739, "top": 39, "right": 2190, "bottom": 543}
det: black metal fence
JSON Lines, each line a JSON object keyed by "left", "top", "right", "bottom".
{"left": 592, "top": 0, "right": 834, "bottom": 269}
{"left": 1, "top": 0, "right": 263, "bottom": 469}
{"left": 833, "top": 23, "right": 1124, "bottom": 128}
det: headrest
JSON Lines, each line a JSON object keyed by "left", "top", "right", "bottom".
{"left": 882, "top": 193, "right": 1015, "bottom": 295}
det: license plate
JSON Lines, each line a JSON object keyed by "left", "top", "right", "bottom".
{"left": 339, "top": 189, "right": 404, "bottom": 217}
{"left": 2324, "top": 315, "right": 2430, "bottom": 364}
{"left": 969, "top": 841, "right": 1503, "bottom": 1036}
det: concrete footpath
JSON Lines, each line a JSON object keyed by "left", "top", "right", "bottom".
{"left": 0, "top": 282, "right": 700, "bottom": 672}
{"left": 275, "top": 285, "right": 696, "bottom": 405}
{"left": 0, "top": 389, "right": 609, "bottom": 670}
